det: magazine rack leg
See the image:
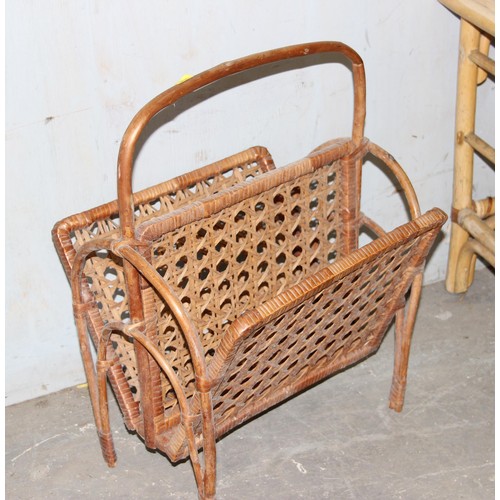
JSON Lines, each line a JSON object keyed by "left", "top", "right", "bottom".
{"left": 96, "top": 358, "right": 117, "bottom": 466}
{"left": 72, "top": 302, "right": 117, "bottom": 467}
{"left": 389, "top": 273, "right": 423, "bottom": 412}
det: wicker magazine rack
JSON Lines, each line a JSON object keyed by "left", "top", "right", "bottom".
{"left": 53, "top": 42, "right": 446, "bottom": 499}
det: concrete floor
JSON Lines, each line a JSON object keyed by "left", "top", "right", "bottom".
{"left": 6, "top": 269, "right": 494, "bottom": 499}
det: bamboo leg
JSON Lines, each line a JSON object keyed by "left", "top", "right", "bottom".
{"left": 198, "top": 391, "right": 217, "bottom": 500}
{"left": 74, "top": 309, "right": 116, "bottom": 466}
{"left": 456, "top": 240, "right": 494, "bottom": 292}
{"left": 97, "top": 360, "right": 117, "bottom": 467}
{"left": 446, "top": 19, "right": 481, "bottom": 293}
{"left": 389, "top": 273, "right": 423, "bottom": 412}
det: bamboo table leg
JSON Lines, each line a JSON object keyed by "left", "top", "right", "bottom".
{"left": 445, "top": 18, "right": 493, "bottom": 293}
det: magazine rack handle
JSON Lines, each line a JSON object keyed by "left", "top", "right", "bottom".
{"left": 117, "top": 41, "right": 366, "bottom": 238}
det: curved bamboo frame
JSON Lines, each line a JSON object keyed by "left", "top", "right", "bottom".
{"left": 60, "top": 41, "right": 444, "bottom": 498}
{"left": 365, "top": 141, "right": 423, "bottom": 412}
{"left": 366, "top": 141, "right": 421, "bottom": 220}
{"left": 70, "top": 239, "right": 216, "bottom": 498}
{"left": 98, "top": 321, "right": 208, "bottom": 498}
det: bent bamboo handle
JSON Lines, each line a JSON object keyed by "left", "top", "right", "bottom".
{"left": 117, "top": 41, "right": 366, "bottom": 238}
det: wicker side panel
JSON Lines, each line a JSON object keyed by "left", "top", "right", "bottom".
{"left": 210, "top": 210, "right": 445, "bottom": 434}
{"left": 52, "top": 147, "right": 275, "bottom": 409}
{"left": 57, "top": 147, "right": 275, "bottom": 264}
{"left": 157, "top": 209, "right": 445, "bottom": 460}
{"left": 149, "top": 156, "right": 344, "bottom": 418}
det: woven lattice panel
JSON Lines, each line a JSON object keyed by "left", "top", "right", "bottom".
{"left": 70, "top": 147, "right": 273, "bottom": 250}
{"left": 149, "top": 157, "right": 343, "bottom": 416}
{"left": 158, "top": 209, "right": 445, "bottom": 461}
{"left": 54, "top": 147, "right": 274, "bottom": 405}
{"left": 76, "top": 149, "right": 273, "bottom": 322}
{"left": 208, "top": 235, "right": 421, "bottom": 428}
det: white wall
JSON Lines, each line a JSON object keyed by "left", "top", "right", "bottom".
{"left": 6, "top": 0, "right": 494, "bottom": 404}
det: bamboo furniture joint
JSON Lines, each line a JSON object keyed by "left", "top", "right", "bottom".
{"left": 53, "top": 42, "right": 446, "bottom": 499}
{"left": 439, "top": 0, "right": 495, "bottom": 293}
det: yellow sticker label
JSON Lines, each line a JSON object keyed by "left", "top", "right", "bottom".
{"left": 177, "top": 74, "right": 193, "bottom": 84}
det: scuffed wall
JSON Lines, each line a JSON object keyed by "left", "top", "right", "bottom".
{"left": 6, "top": 0, "right": 494, "bottom": 404}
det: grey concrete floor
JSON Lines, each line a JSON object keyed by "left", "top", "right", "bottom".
{"left": 6, "top": 269, "right": 494, "bottom": 499}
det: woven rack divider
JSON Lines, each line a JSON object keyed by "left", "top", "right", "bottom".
{"left": 140, "top": 143, "right": 348, "bottom": 428}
